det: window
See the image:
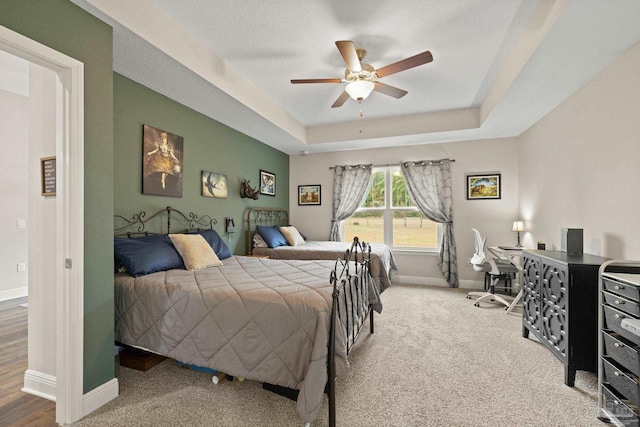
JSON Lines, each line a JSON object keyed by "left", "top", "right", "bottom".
{"left": 344, "top": 167, "right": 440, "bottom": 250}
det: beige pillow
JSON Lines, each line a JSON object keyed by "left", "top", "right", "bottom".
{"left": 279, "top": 226, "right": 305, "bottom": 247}
{"left": 169, "top": 234, "right": 223, "bottom": 270}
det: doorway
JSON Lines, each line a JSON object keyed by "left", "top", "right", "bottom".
{"left": 0, "top": 25, "right": 84, "bottom": 424}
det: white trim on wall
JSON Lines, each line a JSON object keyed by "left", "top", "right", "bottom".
{"left": 22, "top": 369, "right": 56, "bottom": 402}
{"left": 82, "top": 378, "right": 119, "bottom": 418}
{"left": 393, "top": 276, "right": 484, "bottom": 290}
{"left": 0, "top": 286, "right": 28, "bottom": 302}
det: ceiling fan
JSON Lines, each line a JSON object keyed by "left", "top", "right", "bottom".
{"left": 291, "top": 40, "right": 433, "bottom": 108}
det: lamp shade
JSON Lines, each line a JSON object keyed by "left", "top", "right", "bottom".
{"left": 345, "top": 80, "right": 374, "bottom": 102}
{"left": 512, "top": 220, "right": 525, "bottom": 232}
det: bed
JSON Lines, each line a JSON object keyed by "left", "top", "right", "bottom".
{"left": 246, "top": 207, "right": 397, "bottom": 293}
{"left": 113, "top": 206, "right": 378, "bottom": 425}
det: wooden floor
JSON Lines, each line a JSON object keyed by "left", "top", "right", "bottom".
{"left": 0, "top": 305, "right": 57, "bottom": 427}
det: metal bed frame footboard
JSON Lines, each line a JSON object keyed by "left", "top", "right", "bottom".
{"left": 328, "top": 237, "right": 374, "bottom": 426}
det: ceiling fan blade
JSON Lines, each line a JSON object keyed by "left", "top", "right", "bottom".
{"left": 375, "top": 51, "right": 433, "bottom": 78}
{"left": 331, "top": 91, "right": 350, "bottom": 108}
{"left": 374, "top": 82, "right": 408, "bottom": 99}
{"left": 291, "top": 78, "right": 343, "bottom": 84}
{"left": 335, "top": 41, "right": 362, "bottom": 72}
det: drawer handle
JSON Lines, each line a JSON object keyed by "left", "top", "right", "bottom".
{"left": 615, "top": 285, "right": 625, "bottom": 290}
{"left": 614, "top": 371, "right": 621, "bottom": 376}
{"left": 615, "top": 343, "right": 623, "bottom": 348}
{"left": 615, "top": 314, "right": 625, "bottom": 319}
{"left": 615, "top": 300, "right": 625, "bottom": 305}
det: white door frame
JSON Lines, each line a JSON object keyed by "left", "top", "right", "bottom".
{"left": 0, "top": 25, "right": 84, "bottom": 424}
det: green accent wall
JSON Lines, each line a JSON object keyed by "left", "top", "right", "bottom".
{"left": 0, "top": 0, "right": 115, "bottom": 393}
{"left": 113, "top": 73, "right": 289, "bottom": 254}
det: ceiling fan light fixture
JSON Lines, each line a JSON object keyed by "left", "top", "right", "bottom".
{"left": 345, "top": 80, "right": 374, "bottom": 102}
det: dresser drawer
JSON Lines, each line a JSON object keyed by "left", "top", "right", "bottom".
{"left": 604, "top": 291, "right": 640, "bottom": 317}
{"left": 601, "top": 382, "right": 640, "bottom": 427}
{"left": 603, "top": 356, "right": 640, "bottom": 408}
{"left": 604, "top": 330, "right": 640, "bottom": 377}
{"left": 604, "top": 276, "right": 640, "bottom": 302}
{"left": 604, "top": 305, "right": 640, "bottom": 346}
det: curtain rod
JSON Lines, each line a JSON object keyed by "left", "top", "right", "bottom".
{"left": 329, "top": 159, "right": 455, "bottom": 170}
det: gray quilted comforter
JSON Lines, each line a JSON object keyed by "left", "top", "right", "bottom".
{"left": 115, "top": 256, "right": 379, "bottom": 423}
{"left": 253, "top": 240, "right": 397, "bottom": 293}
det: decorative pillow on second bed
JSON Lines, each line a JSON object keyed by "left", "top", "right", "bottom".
{"left": 169, "top": 234, "right": 223, "bottom": 270}
{"left": 256, "top": 225, "right": 288, "bottom": 248}
{"left": 279, "top": 226, "right": 305, "bottom": 247}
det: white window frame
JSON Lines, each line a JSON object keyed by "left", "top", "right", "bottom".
{"left": 350, "top": 167, "right": 441, "bottom": 252}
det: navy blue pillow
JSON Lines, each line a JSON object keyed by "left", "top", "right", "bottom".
{"left": 189, "top": 229, "right": 232, "bottom": 260}
{"left": 114, "top": 234, "right": 185, "bottom": 277}
{"left": 257, "top": 225, "right": 288, "bottom": 248}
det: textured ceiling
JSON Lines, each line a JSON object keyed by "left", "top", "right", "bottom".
{"left": 72, "top": 0, "right": 640, "bottom": 154}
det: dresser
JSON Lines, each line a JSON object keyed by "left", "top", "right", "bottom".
{"left": 521, "top": 250, "right": 609, "bottom": 387}
{"left": 599, "top": 267, "right": 640, "bottom": 426}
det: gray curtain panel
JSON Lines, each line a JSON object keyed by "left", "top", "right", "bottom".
{"left": 330, "top": 164, "right": 373, "bottom": 241}
{"left": 400, "top": 159, "right": 459, "bottom": 287}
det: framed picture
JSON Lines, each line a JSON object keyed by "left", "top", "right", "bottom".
{"left": 201, "top": 171, "right": 228, "bottom": 198}
{"left": 298, "top": 185, "right": 321, "bottom": 206}
{"left": 142, "top": 124, "right": 183, "bottom": 197}
{"left": 40, "top": 156, "right": 56, "bottom": 197}
{"left": 467, "top": 173, "right": 501, "bottom": 200}
{"left": 259, "top": 169, "right": 276, "bottom": 196}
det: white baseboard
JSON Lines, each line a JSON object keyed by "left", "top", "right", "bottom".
{"left": 83, "top": 378, "right": 119, "bottom": 417}
{"left": 392, "top": 275, "right": 484, "bottom": 289}
{"left": 22, "top": 369, "right": 56, "bottom": 401}
{"left": 0, "top": 286, "right": 28, "bottom": 302}
{"left": 22, "top": 371, "right": 119, "bottom": 420}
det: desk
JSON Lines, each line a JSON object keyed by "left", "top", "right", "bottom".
{"left": 488, "top": 246, "right": 523, "bottom": 314}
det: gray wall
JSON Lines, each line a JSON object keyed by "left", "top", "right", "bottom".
{"left": 518, "top": 41, "right": 640, "bottom": 260}
{"left": 289, "top": 138, "right": 520, "bottom": 288}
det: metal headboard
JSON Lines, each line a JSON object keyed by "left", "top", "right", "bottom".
{"left": 246, "top": 208, "right": 289, "bottom": 254}
{"left": 114, "top": 206, "right": 217, "bottom": 238}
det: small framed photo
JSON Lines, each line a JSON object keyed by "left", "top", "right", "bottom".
{"left": 298, "top": 185, "right": 321, "bottom": 206}
{"left": 259, "top": 170, "right": 276, "bottom": 196}
{"left": 467, "top": 173, "right": 501, "bottom": 200}
{"left": 201, "top": 171, "right": 228, "bottom": 198}
{"left": 40, "top": 156, "right": 56, "bottom": 197}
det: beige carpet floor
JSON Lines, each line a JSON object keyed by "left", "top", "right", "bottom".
{"left": 74, "top": 285, "right": 602, "bottom": 426}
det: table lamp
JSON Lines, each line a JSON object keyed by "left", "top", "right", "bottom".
{"left": 512, "top": 220, "right": 525, "bottom": 247}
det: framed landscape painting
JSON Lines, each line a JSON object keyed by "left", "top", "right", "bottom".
{"left": 467, "top": 173, "right": 501, "bottom": 200}
{"left": 298, "top": 185, "right": 321, "bottom": 206}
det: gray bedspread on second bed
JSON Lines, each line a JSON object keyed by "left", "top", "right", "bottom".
{"left": 252, "top": 240, "right": 397, "bottom": 293}
{"left": 115, "top": 256, "right": 378, "bottom": 423}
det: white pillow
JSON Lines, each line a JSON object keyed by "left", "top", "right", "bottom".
{"left": 169, "top": 234, "right": 223, "bottom": 270}
{"left": 253, "top": 233, "right": 268, "bottom": 248}
{"left": 279, "top": 226, "right": 305, "bottom": 247}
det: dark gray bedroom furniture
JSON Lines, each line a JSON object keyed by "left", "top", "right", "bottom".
{"left": 521, "top": 250, "right": 608, "bottom": 387}
{"left": 598, "top": 262, "right": 640, "bottom": 426}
